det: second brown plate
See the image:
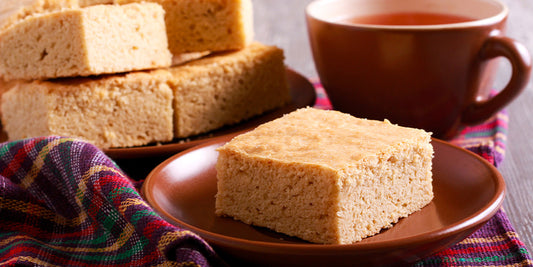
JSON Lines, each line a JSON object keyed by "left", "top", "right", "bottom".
{"left": 142, "top": 136, "right": 505, "bottom": 266}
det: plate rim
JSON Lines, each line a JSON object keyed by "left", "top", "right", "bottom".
{"left": 142, "top": 136, "right": 506, "bottom": 252}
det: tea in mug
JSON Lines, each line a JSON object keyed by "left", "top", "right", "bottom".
{"left": 340, "top": 12, "right": 474, "bottom": 25}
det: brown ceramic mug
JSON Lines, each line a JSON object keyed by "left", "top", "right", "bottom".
{"left": 306, "top": 0, "right": 531, "bottom": 139}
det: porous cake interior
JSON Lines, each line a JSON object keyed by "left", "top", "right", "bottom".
{"left": 0, "top": 9, "right": 86, "bottom": 79}
{"left": 82, "top": 3, "right": 171, "bottom": 74}
{"left": 117, "top": 0, "right": 254, "bottom": 54}
{"left": 1, "top": 73, "right": 174, "bottom": 149}
{"left": 215, "top": 108, "right": 433, "bottom": 244}
{"left": 168, "top": 42, "right": 290, "bottom": 138}
{"left": 0, "top": 2, "right": 171, "bottom": 80}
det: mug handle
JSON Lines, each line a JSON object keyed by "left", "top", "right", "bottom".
{"left": 461, "top": 35, "right": 532, "bottom": 124}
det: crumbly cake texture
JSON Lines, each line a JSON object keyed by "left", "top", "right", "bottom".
{"left": 0, "top": 2, "right": 171, "bottom": 81}
{"left": 215, "top": 108, "right": 434, "bottom": 244}
{"left": 0, "top": 78, "right": 19, "bottom": 120}
{"left": 116, "top": 0, "right": 254, "bottom": 55}
{"left": 0, "top": 0, "right": 123, "bottom": 32}
{"left": 164, "top": 42, "right": 290, "bottom": 138}
{"left": 0, "top": 71, "right": 174, "bottom": 149}
{"left": 0, "top": 0, "right": 80, "bottom": 32}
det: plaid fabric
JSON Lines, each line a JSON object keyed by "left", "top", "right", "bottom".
{"left": 451, "top": 111, "right": 508, "bottom": 167}
{"left": 0, "top": 80, "right": 530, "bottom": 266}
{"left": 0, "top": 137, "right": 222, "bottom": 266}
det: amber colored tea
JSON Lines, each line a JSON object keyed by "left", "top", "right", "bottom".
{"left": 341, "top": 12, "right": 474, "bottom": 25}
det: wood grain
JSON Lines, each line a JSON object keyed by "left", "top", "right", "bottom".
{"left": 494, "top": 0, "right": 533, "bottom": 252}
{"left": 253, "top": 0, "right": 533, "bottom": 252}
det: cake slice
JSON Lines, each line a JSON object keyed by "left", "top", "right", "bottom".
{"left": 215, "top": 108, "right": 434, "bottom": 244}
{"left": 0, "top": 2, "right": 171, "bottom": 81}
{"left": 116, "top": 0, "right": 254, "bottom": 55}
{"left": 164, "top": 42, "right": 290, "bottom": 138}
{"left": 0, "top": 71, "right": 173, "bottom": 149}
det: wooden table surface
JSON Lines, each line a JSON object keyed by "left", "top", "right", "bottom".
{"left": 253, "top": 0, "right": 533, "bottom": 253}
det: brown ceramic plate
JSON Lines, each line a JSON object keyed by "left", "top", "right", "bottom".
{"left": 102, "top": 69, "right": 316, "bottom": 159}
{"left": 142, "top": 136, "right": 505, "bottom": 266}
